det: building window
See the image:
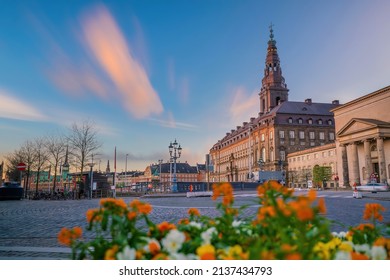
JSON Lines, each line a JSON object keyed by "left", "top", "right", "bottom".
{"left": 318, "top": 119, "right": 323, "bottom": 125}
{"left": 289, "top": 130, "right": 295, "bottom": 139}
{"left": 261, "top": 147, "right": 266, "bottom": 162}
{"left": 310, "top": 141, "right": 315, "bottom": 146}
{"left": 308, "top": 118, "right": 313, "bottom": 124}
{"left": 299, "top": 131, "right": 305, "bottom": 139}
{"left": 261, "top": 133, "right": 265, "bottom": 142}
{"left": 328, "top": 119, "right": 333, "bottom": 125}
{"left": 309, "top": 131, "right": 315, "bottom": 139}
{"left": 298, "top": 118, "right": 303, "bottom": 124}
{"left": 279, "top": 131, "right": 285, "bottom": 139}
{"left": 319, "top": 132, "right": 325, "bottom": 140}
{"left": 288, "top": 117, "right": 293, "bottom": 124}
{"left": 329, "top": 132, "right": 335, "bottom": 140}
{"left": 280, "top": 150, "right": 286, "bottom": 161}
{"left": 270, "top": 131, "right": 273, "bottom": 140}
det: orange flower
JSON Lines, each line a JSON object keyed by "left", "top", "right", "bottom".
{"left": 148, "top": 241, "right": 160, "bottom": 255}
{"left": 212, "top": 183, "right": 234, "bottom": 206}
{"left": 152, "top": 253, "right": 168, "bottom": 260}
{"left": 307, "top": 189, "right": 317, "bottom": 201}
{"left": 317, "top": 198, "right": 327, "bottom": 214}
{"left": 188, "top": 208, "right": 200, "bottom": 216}
{"left": 285, "top": 253, "right": 301, "bottom": 260}
{"left": 296, "top": 207, "right": 314, "bottom": 221}
{"left": 157, "top": 221, "right": 176, "bottom": 233}
{"left": 260, "top": 251, "right": 275, "bottom": 260}
{"left": 178, "top": 218, "right": 189, "bottom": 225}
{"left": 138, "top": 203, "right": 152, "bottom": 215}
{"left": 86, "top": 208, "right": 101, "bottom": 223}
{"left": 351, "top": 251, "right": 369, "bottom": 260}
{"left": 58, "top": 227, "right": 82, "bottom": 246}
{"left": 363, "top": 203, "right": 385, "bottom": 222}
{"left": 105, "top": 245, "right": 119, "bottom": 260}
{"left": 127, "top": 211, "right": 137, "bottom": 220}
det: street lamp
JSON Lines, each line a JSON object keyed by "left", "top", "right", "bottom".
{"left": 87, "top": 154, "right": 95, "bottom": 200}
{"left": 169, "top": 139, "right": 182, "bottom": 192}
{"left": 158, "top": 159, "right": 163, "bottom": 192}
{"left": 125, "top": 154, "right": 128, "bottom": 188}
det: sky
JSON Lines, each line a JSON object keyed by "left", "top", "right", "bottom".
{"left": 1, "top": 0, "right": 390, "bottom": 172}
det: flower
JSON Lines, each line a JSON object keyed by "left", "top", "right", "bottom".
{"left": 161, "top": 229, "right": 185, "bottom": 254}
{"left": 371, "top": 246, "right": 387, "bottom": 260}
{"left": 58, "top": 227, "right": 82, "bottom": 246}
{"left": 143, "top": 238, "right": 161, "bottom": 255}
{"left": 117, "top": 246, "right": 136, "bottom": 260}
{"left": 363, "top": 203, "right": 386, "bottom": 222}
{"left": 196, "top": 244, "right": 216, "bottom": 260}
{"left": 105, "top": 245, "right": 119, "bottom": 260}
{"left": 188, "top": 208, "right": 200, "bottom": 216}
{"left": 201, "top": 227, "right": 216, "bottom": 245}
{"left": 334, "top": 251, "right": 351, "bottom": 260}
{"left": 157, "top": 221, "right": 176, "bottom": 233}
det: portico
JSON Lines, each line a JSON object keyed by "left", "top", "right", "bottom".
{"left": 332, "top": 86, "right": 390, "bottom": 187}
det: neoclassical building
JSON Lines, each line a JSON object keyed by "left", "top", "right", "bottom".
{"left": 209, "top": 26, "right": 339, "bottom": 182}
{"left": 332, "top": 86, "right": 390, "bottom": 187}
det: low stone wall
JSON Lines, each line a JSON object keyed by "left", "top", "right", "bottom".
{"left": 186, "top": 191, "right": 213, "bottom": 198}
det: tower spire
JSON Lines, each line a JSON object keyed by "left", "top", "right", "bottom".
{"left": 259, "top": 24, "right": 289, "bottom": 114}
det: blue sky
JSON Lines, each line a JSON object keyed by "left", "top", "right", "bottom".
{"left": 1, "top": 0, "right": 390, "bottom": 172}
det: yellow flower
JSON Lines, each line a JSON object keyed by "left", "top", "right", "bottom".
{"left": 105, "top": 245, "right": 119, "bottom": 260}
{"left": 338, "top": 242, "right": 353, "bottom": 252}
{"left": 196, "top": 244, "right": 216, "bottom": 260}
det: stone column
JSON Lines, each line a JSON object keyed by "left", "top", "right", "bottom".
{"left": 363, "top": 140, "right": 373, "bottom": 182}
{"left": 350, "top": 142, "right": 360, "bottom": 185}
{"left": 376, "top": 137, "right": 387, "bottom": 183}
{"left": 340, "top": 144, "right": 350, "bottom": 187}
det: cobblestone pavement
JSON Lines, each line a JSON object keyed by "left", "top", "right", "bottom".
{"left": 0, "top": 190, "right": 389, "bottom": 259}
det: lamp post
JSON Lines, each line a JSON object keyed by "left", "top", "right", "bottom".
{"left": 158, "top": 159, "right": 163, "bottom": 192}
{"left": 62, "top": 161, "right": 69, "bottom": 192}
{"left": 125, "top": 154, "right": 128, "bottom": 188}
{"left": 169, "top": 139, "right": 182, "bottom": 192}
{"left": 87, "top": 154, "right": 95, "bottom": 200}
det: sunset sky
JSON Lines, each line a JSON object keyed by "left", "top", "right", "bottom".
{"left": 1, "top": 0, "right": 390, "bottom": 172}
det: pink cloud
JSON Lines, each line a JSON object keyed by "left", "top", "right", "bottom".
{"left": 81, "top": 5, "right": 163, "bottom": 119}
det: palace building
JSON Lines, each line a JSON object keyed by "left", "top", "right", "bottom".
{"left": 209, "top": 26, "right": 340, "bottom": 182}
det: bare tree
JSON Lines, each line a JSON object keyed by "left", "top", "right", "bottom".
{"left": 67, "top": 120, "right": 102, "bottom": 189}
{"left": 32, "top": 137, "right": 50, "bottom": 194}
{"left": 45, "top": 133, "right": 67, "bottom": 192}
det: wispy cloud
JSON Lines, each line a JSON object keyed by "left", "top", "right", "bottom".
{"left": 229, "top": 87, "right": 258, "bottom": 124}
{"left": 148, "top": 111, "right": 198, "bottom": 131}
{"left": 0, "top": 89, "right": 47, "bottom": 122}
{"left": 81, "top": 5, "right": 163, "bottom": 119}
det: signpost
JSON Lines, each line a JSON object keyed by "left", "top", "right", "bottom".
{"left": 17, "top": 162, "right": 26, "bottom": 171}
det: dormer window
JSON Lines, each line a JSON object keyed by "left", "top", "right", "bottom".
{"left": 288, "top": 117, "right": 293, "bottom": 124}
{"left": 328, "top": 119, "right": 333, "bottom": 125}
{"left": 318, "top": 119, "right": 323, "bottom": 125}
{"left": 308, "top": 118, "right": 313, "bottom": 124}
{"left": 298, "top": 118, "right": 303, "bottom": 124}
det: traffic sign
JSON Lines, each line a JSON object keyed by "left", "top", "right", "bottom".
{"left": 17, "top": 162, "right": 27, "bottom": 171}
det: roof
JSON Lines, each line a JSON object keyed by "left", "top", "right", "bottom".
{"left": 270, "top": 101, "right": 339, "bottom": 116}
{"left": 150, "top": 162, "right": 198, "bottom": 174}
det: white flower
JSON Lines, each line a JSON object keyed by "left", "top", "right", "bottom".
{"left": 201, "top": 227, "right": 217, "bottom": 245}
{"left": 161, "top": 229, "right": 185, "bottom": 254}
{"left": 232, "top": 220, "right": 242, "bottom": 227}
{"left": 354, "top": 244, "right": 371, "bottom": 256}
{"left": 188, "top": 221, "right": 202, "bottom": 229}
{"left": 334, "top": 251, "right": 351, "bottom": 260}
{"left": 371, "top": 246, "right": 387, "bottom": 260}
{"left": 331, "top": 231, "right": 347, "bottom": 239}
{"left": 116, "top": 246, "right": 136, "bottom": 260}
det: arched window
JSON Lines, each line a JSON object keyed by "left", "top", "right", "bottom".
{"left": 288, "top": 117, "right": 293, "bottom": 124}
{"left": 298, "top": 118, "right": 303, "bottom": 124}
{"left": 308, "top": 118, "right": 313, "bottom": 124}
{"left": 318, "top": 119, "right": 323, "bottom": 125}
{"left": 261, "top": 147, "right": 266, "bottom": 162}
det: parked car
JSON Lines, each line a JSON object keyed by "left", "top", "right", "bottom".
{"left": 0, "top": 182, "right": 24, "bottom": 200}
{"left": 356, "top": 182, "right": 389, "bottom": 193}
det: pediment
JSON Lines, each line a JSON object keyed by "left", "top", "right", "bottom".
{"left": 337, "top": 118, "right": 379, "bottom": 137}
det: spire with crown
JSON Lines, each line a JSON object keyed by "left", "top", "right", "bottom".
{"left": 259, "top": 23, "right": 289, "bottom": 114}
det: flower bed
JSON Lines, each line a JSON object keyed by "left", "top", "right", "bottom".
{"left": 58, "top": 181, "right": 390, "bottom": 260}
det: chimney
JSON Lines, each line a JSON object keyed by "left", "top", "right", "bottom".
{"left": 236, "top": 126, "right": 241, "bottom": 130}
{"left": 332, "top": 100, "right": 339, "bottom": 105}
{"left": 231, "top": 129, "right": 235, "bottom": 133}
{"left": 250, "top": 117, "right": 255, "bottom": 122}
{"left": 243, "top": 122, "right": 248, "bottom": 126}
{"left": 305, "top": 98, "right": 312, "bottom": 105}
